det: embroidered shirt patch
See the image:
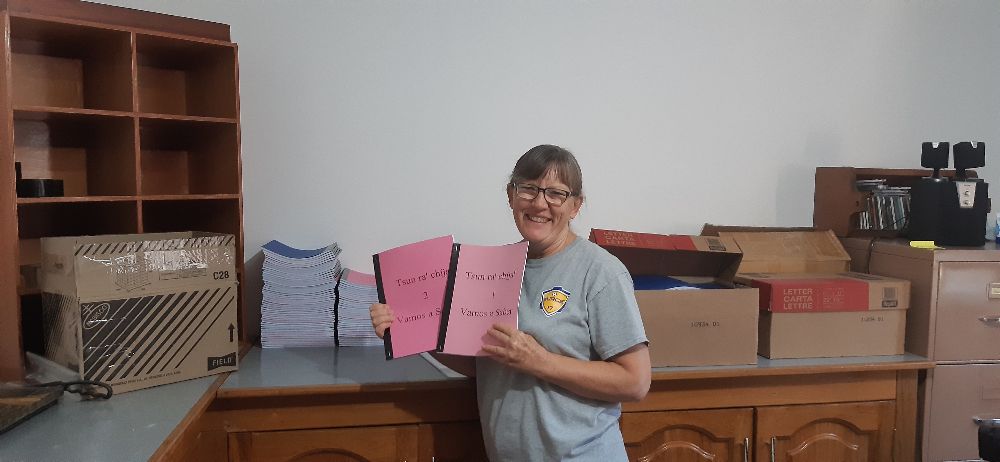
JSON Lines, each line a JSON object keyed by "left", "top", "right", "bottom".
{"left": 539, "top": 287, "right": 571, "bottom": 317}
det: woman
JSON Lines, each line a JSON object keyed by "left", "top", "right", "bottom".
{"left": 371, "top": 144, "right": 650, "bottom": 461}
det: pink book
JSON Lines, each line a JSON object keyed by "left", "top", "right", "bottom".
{"left": 373, "top": 235, "right": 454, "bottom": 359}
{"left": 438, "top": 241, "right": 529, "bottom": 356}
{"left": 343, "top": 269, "right": 376, "bottom": 286}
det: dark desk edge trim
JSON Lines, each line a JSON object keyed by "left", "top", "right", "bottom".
{"left": 215, "top": 378, "right": 475, "bottom": 400}
{"left": 651, "top": 359, "right": 934, "bottom": 381}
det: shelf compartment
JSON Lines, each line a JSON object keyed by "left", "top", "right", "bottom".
{"left": 141, "top": 198, "right": 241, "bottom": 237}
{"left": 814, "top": 166, "right": 976, "bottom": 237}
{"left": 20, "top": 294, "right": 44, "bottom": 355}
{"left": 17, "top": 200, "right": 139, "bottom": 239}
{"left": 14, "top": 110, "right": 137, "bottom": 197}
{"left": 17, "top": 238, "right": 40, "bottom": 296}
{"left": 136, "top": 34, "right": 238, "bottom": 118}
{"left": 10, "top": 16, "right": 132, "bottom": 111}
{"left": 139, "top": 118, "right": 239, "bottom": 195}
{"left": 141, "top": 198, "right": 242, "bottom": 260}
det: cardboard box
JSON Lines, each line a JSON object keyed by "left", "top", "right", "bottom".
{"left": 591, "top": 229, "right": 759, "bottom": 367}
{"left": 40, "top": 232, "right": 239, "bottom": 393}
{"left": 721, "top": 230, "right": 851, "bottom": 273}
{"left": 734, "top": 272, "right": 910, "bottom": 313}
{"left": 759, "top": 310, "right": 906, "bottom": 358}
{"left": 719, "top": 230, "right": 910, "bottom": 359}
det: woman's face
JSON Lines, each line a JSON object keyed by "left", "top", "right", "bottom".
{"left": 508, "top": 170, "right": 582, "bottom": 257}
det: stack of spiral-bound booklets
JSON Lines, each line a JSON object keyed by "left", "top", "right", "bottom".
{"left": 333, "top": 269, "right": 382, "bottom": 346}
{"left": 261, "top": 240, "right": 342, "bottom": 348}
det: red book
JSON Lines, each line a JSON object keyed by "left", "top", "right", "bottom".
{"left": 589, "top": 229, "right": 695, "bottom": 251}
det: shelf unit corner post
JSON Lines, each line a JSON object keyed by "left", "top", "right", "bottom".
{"left": 0, "top": 7, "right": 25, "bottom": 381}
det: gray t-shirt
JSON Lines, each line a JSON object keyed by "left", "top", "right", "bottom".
{"left": 476, "top": 237, "right": 648, "bottom": 462}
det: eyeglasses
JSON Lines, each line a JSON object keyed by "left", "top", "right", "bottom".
{"left": 36, "top": 380, "right": 113, "bottom": 400}
{"left": 511, "top": 183, "right": 575, "bottom": 206}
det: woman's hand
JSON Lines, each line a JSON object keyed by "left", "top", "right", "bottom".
{"left": 485, "top": 323, "right": 651, "bottom": 403}
{"left": 482, "top": 323, "right": 549, "bottom": 375}
{"left": 370, "top": 303, "right": 393, "bottom": 339}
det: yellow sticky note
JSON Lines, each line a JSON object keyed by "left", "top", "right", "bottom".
{"left": 909, "top": 240, "right": 942, "bottom": 249}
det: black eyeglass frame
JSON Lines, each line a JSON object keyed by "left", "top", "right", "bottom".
{"left": 36, "top": 380, "right": 113, "bottom": 400}
{"left": 509, "top": 182, "right": 576, "bottom": 206}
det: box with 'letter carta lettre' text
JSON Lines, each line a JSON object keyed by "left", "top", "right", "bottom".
{"left": 718, "top": 230, "right": 910, "bottom": 359}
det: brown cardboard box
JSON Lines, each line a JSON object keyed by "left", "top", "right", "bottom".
{"left": 722, "top": 230, "right": 851, "bottom": 273}
{"left": 591, "top": 229, "right": 759, "bottom": 367}
{"left": 40, "top": 232, "right": 239, "bottom": 393}
{"left": 734, "top": 272, "right": 910, "bottom": 313}
{"left": 719, "top": 230, "right": 910, "bottom": 359}
{"left": 759, "top": 310, "right": 906, "bottom": 358}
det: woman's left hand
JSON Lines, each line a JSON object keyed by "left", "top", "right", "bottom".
{"left": 482, "top": 324, "right": 549, "bottom": 374}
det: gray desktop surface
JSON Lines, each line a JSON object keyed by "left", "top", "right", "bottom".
{"left": 0, "top": 348, "right": 927, "bottom": 462}
{"left": 0, "top": 347, "right": 453, "bottom": 462}
{"left": 0, "top": 375, "right": 217, "bottom": 462}
{"left": 221, "top": 346, "right": 458, "bottom": 390}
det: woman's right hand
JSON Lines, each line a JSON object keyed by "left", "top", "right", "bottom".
{"left": 370, "top": 303, "right": 393, "bottom": 339}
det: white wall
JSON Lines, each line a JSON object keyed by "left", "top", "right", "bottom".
{"left": 96, "top": 0, "right": 1000, "bottom": 274}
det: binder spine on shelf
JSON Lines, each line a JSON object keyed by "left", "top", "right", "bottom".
{"left": 436, "top": 243, "right": 462, "bottom": 352}
{"left": 372, "top": 253, "right": 393, "bottom": 360}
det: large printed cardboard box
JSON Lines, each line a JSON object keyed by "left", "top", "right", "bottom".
{"left": 734, "top": 272, "right": 910, "bottom": 313}
{"left": 719, "top": 230, "right": 910, "bottom": 359}
{"left": 591, "top": 229, "right": 758, "bottom": 367}
{"left": 40, "top": 232, "right": 239, "bottom": 393}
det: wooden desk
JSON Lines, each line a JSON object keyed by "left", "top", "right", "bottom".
{"left": 161, "top": 348, "right": 931, "bottom": 462}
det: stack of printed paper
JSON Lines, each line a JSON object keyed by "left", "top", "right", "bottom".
{"left": 334, "top": 269, "right": 382, "bottom": 347}
{"left": 261, "top": 240, "right": 342, "bottom": 348}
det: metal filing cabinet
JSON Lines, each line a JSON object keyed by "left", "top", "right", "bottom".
{"left": 842, "top": 238, "right": 1000, "bottom": 461}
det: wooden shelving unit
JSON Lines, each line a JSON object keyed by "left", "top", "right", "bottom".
{"left": 813, "top": 166, "right": 975, "bottom": 238}
{"left": 0, "top": 0, "right": 247, "bottom": 381}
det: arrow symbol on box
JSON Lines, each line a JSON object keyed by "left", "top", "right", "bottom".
{"left": 228, "top": 324, "right": 235, "bottom": 342}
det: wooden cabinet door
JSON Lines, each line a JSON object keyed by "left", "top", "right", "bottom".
{"left": 620, "top": 408, "right": 753, "bottom": 462}
{"left": 231, "top": 425, "right": 418, "bottom": 462}
{"left": 417, "top": 422, "right": 488, "bottom": 462}
{"left": 756, "top": 401, "right": 893, "bottom": 462}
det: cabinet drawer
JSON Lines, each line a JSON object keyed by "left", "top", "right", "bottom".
{"left": 926, "top": 363, "right": 1000, "bottom": 462}
{"left": 935, "top": 262, "right": 1000, "bottom": 361}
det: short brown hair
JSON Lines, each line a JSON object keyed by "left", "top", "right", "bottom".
{"left": 507, "top": 144, "right": 584, "bottom": 197}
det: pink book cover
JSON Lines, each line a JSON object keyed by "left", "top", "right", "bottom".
{"left": 373, "top": 235, "right": 454, "bottom": 359}
{"left": 438, "top": 241, "right": 529, "bottom": 356}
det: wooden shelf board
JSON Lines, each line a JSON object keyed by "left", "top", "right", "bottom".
{"left": 8, "top": 6, "right": 231, "bottom": 43}
{"left": 139, "top": 113, "right": 238, "bottom": 124}
{"left": 140, "top": 194, "right": 240, "bottom": 201}
{"left": 17, "top": 195, "right": 242, "bottom": 204}
{"left": 14, "top": 105, "right": 134, "bottom": 119}
{"left": 17, "top": 196, "right": 137, "bottom": 204}
{"left": 847, "top": 229, "right": 905, "bottom": 238}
